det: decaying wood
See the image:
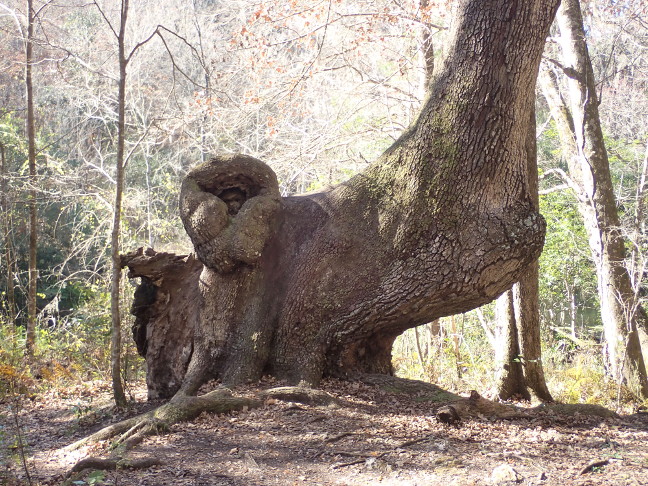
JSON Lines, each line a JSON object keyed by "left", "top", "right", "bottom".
{"left": 121, "top": 247, "right": 203, "bottom": 399}
{"left": 436, "top": 405, "right": 461, "bottom": 425}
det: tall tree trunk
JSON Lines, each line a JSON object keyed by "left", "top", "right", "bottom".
{"left": 495, "top": 290, "right": 530, "bottom": 400}
{"left": 495, "top": 109, "right": 553, "bottom": 402}
{"left": 539, "top": 0, "right": 648, "bottom": 398}
{"left": 110, "top": 0, "right": 129, "bottom": 407}
{"left": 630, "top": 144, "right": 648, "bottom": 355}
{"left": 124, "top": 0, "right": 560, "bottom": 398}
{"left": 515, "top": 109, "right": 553, "bottom": 402}
{"left": 25, "top": 0, "right": 37, "bottom": 356}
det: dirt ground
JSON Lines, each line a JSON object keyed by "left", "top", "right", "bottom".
{"left": 2, "top": 377, "right": 648, "bottom": 486}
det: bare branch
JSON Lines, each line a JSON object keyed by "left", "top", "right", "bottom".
{"left": 123, "top": 123, "right": 153, "bottom": 169}
{"left": 92, "top": 0, "right": 118, "bottom": 39}
{"left": 538, "top": 184, "right": 569, "bottom": 195}
{"left": 126, "top": 26, "right": 160, "bottom": 63}
{"left": 539, "top": 168, "right": 588, "bottom": 204}
{"left": 543, "top": 56, "right": 583, "bottom": 83}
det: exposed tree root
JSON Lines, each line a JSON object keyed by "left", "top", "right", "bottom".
{"left": 67, "top": 389, "right": 260, "bottom": 451}
{"left": 66, "top": 388, "right": 261, "bottom": 476}
{"left": 259, "top": 386, "right": 340, "bottom": 407}
{"left": 65, "top": 379, "right": 622, "bottom": 479}
{"left": 357, "top": 374, "right": 621, "bottom": 422}
{"left": 70, "top": 456, "right": 162, "bottom": 473}
{"left": 579, "top": 459, "right": 610, "bottom": 475}
{"left": 66, "top": 385, "right": 342, "bottom": 476}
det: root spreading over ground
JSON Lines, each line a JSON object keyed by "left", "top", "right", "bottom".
{"left": 3, "top": 376, "right": 647, "bottom": 486}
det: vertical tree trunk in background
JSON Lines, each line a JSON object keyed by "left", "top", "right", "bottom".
{"left": 25, "top": 0, "right": 37, "bottom": 355}
{"left": 495, "top": 290, "right": 531, "bottom": 400}
{"left": 110, "top": 0, "right": 129, "bottom": 407}
{"left": 630, "top": 144, "right": 648, "bottom": 354}
{"left": 414, "top": 326, "right": 426, "bottom": 369}
{"left": 495, "top": 110, "right": 553, "bottom": 402}
{"left": 540, "top": 0, "right": 648, "bottom": 398}
{"left": 1, "top": 142, "right": 16, "bottom": 327}
{"left": 515, "top": 109, "right": 553, "bottom": 402}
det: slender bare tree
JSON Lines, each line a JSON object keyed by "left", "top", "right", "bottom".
{"left": 0, "top": 141, "right": 17, "bottom": 328}
{"left": 25, "top": 0, "right": 38, "bottom": 355}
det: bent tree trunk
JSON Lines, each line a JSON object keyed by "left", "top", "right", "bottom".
{"left": 124, "top": 0, "right": 559, "bottom": 398}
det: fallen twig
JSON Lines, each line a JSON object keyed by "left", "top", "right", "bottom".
{"left": 324, "top": 432, "right": 354, "bottom": 443}
{"left": 396, "top": 434, "right": 435, "bottom": 448}
{"left": 579, "top": 459, "right": 609, "bottom": 475}
{"left": 332, "top": 458, "right": 366, "bottom": 469}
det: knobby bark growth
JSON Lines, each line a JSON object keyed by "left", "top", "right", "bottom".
{"left": 539, "top": 0, "right": 648, "bottom": 398}
{"left": 125, "top": 0, "right": 560, "bottom": 399}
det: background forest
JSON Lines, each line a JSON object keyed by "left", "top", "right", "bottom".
{"left": 1, "top": 0, "right": 647, "bottom": 407}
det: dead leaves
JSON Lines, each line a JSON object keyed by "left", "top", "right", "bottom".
{"left": 5, "top": 377, "right": 648, "bottom": 485}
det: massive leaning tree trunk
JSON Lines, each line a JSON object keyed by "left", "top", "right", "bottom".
{"left": 123, "top": 0, "right": 560, "bottom": 399}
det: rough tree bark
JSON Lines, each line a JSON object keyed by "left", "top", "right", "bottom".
{"left": 539, "top": 0, "right": 648, "bottom": 398}
{"left": 496, "top": 110, "right": 553, "bottom": 402}
{"left": 124, "top": 0, "right": 560, "bottom": 399}
{"left": 495, "top": 290, "right": 530, "bottom": 400}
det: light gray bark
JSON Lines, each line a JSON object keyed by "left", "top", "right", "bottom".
{"left": 539, "top": 0, "right": 648, "bottom": 398}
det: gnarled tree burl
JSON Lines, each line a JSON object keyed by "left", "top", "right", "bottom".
{"left": 124, "top": 0, "right": 559, "bottom": 399}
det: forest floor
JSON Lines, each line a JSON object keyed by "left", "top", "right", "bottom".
{"left": 2, "top": 376, "right": 648, "bottom": 486}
